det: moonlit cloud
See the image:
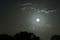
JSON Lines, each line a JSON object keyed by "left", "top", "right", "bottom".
{"left": 35, "top": 8, "right": 56, "bottom": 14}
{"left": 21, "top": 3, "right": 32, "bottom": 11}
{"left": 21, "top": 3, "right": 56, "bottom": 14}
{"left": 22, "top": 7, "right": 56, "bottom": 14}
{"left": 40, "top": 9, "right": 56, "bottom": 14}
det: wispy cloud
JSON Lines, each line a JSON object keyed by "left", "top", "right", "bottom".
{"left": 21, "top": 7, "right": 27, "bottom": 11}
{"left": 40, "top": 9, "right": 56, "bottom": 14}
{"left": 23, "top": 3, "right": 32, "bottom": 6}
{"left": 36, "top": 8, "right": 56, "bottom": 14}
{"left": 21, "top": 3, "right": 56, "bottom": 14}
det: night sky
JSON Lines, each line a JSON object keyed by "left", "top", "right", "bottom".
{"left": 0, "top": 0, "right": 60, "bottom": 40}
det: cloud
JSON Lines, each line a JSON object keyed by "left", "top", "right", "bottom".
{"left": 21, "top": 4, "right": 56, "bottom": 14}
{"left": 21, "top": 3, "right": 33, "bottom": 11}
{"left": 23, "top": 3, "right": 32, "bottom": 6}
{"left": 40, "top": 9, "right": 49, "bottom": 14}
{"left": 37, "top": 8, "right": 56, "bottom": 14}
{"left": 29, "top": 8, "right": 56, "bottom": 14}
{"left": 20, "top": 2, "right": 56, "bottom": 14}
{"left": 21, "top": 7, "right": 27, "bottom": 11}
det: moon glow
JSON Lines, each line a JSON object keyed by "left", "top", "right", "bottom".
{"left": 36, "top": 18, "right": 40, "bottom": 22}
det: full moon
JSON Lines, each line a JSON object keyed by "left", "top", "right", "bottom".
{"left": 36, "top": 18, "right": 40, "bottom": 22}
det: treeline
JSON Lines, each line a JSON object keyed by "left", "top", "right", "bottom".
{"left": 0, "top": 31, "right": 60, "bottom": 40}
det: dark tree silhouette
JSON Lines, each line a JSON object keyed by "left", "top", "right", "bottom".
{"left": 51, "top": 35, "right": 60, "bottom": 40}
{"left": 0, "top": 34, "right": 12, "bottom": 40}
{"left": 0, "top": 31, "right": 41, "bottom": 40}
{"left": 13, "top": 31, "right": 41, "bottom": 40}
